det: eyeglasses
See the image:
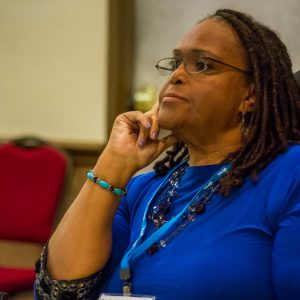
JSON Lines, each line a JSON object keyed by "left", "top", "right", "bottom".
{"left": 155, "top": 54, "right": 249, "bottom": 76}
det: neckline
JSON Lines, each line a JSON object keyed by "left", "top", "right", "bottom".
{"left": 173, "top": 162, "right": 226, "bottom": 190}
{"left": 185, "top": 163, "right": 224, "bottom": 176}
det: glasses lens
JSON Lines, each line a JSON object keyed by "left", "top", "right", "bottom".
{"left": 156, "top": 58, "right": 177, "bottom": 76}
{"left": 187, "top": 55, "right": 206, "bottom": 73}
{"left": 156, "top": 55, "right": 207, "bottom": 76}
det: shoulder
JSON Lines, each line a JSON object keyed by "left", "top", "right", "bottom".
{"left": 277, "top": 143, "right": 300, "bottom": 164}
{"left": 263, "top": 144, "right": 300, "bottom": 189}
{"left": 260, "top": 144, "right": 300, "bottom": 227}
{"left": 262, "top": 144, "right": 300, "bottom": 177}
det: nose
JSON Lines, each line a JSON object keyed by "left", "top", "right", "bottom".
{"left": 169, "top": 62, "right": 188, "bottom": 85}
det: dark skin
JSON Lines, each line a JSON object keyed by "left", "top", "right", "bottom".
{"left": 47, "top": 18, "right": 255, "bottom": 280}
{"left": 158, "top": 18, "right": 255, "bottom": 165}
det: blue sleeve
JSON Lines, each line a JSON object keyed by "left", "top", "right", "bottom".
{"left": 272, "top": 165, "right": 300, "bottom": 300}
{"left": 100, "top": 173, "right": 153, "bottom": 284}
{"left": 102, "top": 185, "right": 132, "bottom": 276}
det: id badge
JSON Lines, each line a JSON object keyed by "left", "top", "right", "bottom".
{"left": 99, "top": 293, "right": 156, "bottom": 300}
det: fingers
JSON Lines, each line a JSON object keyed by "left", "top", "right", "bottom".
{"left": 137, "top": 119, "right": 151, "bottom": 147}
{"left": 121, "top": 110, "right": 161, "bottom": 147}
{"left": 122, "top": 111, "right": 152, "bottom": 147}
{"left": 122, "top": 111, "right": 151, "bottom": 129}
{"left": 149, "top": 111, "right": 159, "bottom": 140}
{"left": 112, "top": 110, "right": 178, "bottom": 168}
{"left": 144, "top": 101, "right": 160, "bottom": 141}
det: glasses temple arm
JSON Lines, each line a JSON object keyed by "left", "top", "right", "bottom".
{"left": 207, "top": 57, "right": 249, "bottom": 74}
{"left": 155, "top": 65, "right": 174, "bottom": 71}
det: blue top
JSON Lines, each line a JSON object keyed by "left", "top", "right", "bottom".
{"left": 100, "top": 145, "right": 300, "bottom": 300}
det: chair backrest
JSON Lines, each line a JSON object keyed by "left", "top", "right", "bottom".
{"left": 0, "top": 137, "right": 70, "bottom": 243}
{"left": 0, "top": 292, "right": 8, "bottom": 300}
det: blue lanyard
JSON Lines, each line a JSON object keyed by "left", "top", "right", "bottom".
{"left": 120, "top": 162, "right": 231, "bottom": 286}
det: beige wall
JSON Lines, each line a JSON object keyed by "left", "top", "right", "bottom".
{"left": 0, "top": 0, "right": 109, "bottom": 146}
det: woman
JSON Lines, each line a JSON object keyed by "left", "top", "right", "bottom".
{"left": 35, "top": 8, "right": 300, "bottom": 300}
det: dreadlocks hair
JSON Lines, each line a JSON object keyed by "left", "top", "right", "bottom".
{"left": 154, "top": 142, "right": 188, "bottom": 175}
{"left": 154, "top": 8, "right": 300, "bottom": 195}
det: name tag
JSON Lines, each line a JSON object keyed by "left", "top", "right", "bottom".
{"left": 99, "top": 293, "right": 156, "bottom": 300}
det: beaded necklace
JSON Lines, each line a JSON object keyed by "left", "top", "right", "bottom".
{"left": 149, "top": 162, "right": 188, "bottom": 229}
{"left": 148, "top": 161, "right": 222, "bottom": 255}
{"left": 120, "top": 162, "right": 230, "bottom": 294}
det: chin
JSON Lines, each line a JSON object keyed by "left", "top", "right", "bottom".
{"left": 157, "top": 120, "right": 175, "bottom": 130}
{"left": 158, "top": 102, "right": 189, "bottom": 129}
{"left": 157, "top": 112, "right": 184, "bottom": 131}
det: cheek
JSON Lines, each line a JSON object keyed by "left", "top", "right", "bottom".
{"left": 190, "top": 84, "right": 220, "bottom": 116}
{"left": 226, "top": 75, "right": 247, "bottom": 96}
{"left": 190, "top": 79, "right": 242, "bottom": 122}
{"left": 214, "top": 79, "right": 247, "bottom": 125}
{"left": 190, "top": 101, "right": 217, "bottom": 124}
{"left": 212, "top": 76, "right": 245, "bottom": 107}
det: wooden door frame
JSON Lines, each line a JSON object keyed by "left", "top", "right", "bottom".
{"left": 107, "top": 0, "right": 135, "bottom": 135}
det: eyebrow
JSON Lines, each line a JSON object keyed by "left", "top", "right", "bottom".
{"left": 172, "top": 48, "right": 220, "bottom": 60}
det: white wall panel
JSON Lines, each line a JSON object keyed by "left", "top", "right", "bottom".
{"left": 0, "top": 0, "right": 108, "bottom": 146}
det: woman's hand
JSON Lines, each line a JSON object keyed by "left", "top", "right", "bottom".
{"left": 102, "top": 106, "right": 177, "bottom": 174}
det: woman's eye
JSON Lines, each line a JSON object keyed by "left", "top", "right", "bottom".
{"left": 171, "top": 58, "right": 183, "bottom": 70}
{"left": 194, "top": 61, "right": 206, "bottom": 72}
{"left": 170, "top": 60, "right": 178, "bottom": 70}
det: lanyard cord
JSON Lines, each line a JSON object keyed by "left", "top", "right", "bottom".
{"left": 120, "top": 163, "right": 230, "bottom": 294}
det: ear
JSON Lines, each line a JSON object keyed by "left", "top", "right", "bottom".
{"left": 239, "top": 82, "right": 256, "bottom": 113}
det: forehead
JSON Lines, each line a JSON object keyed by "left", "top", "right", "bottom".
{"left": 174, "top": 19, "right": 247, "bottom": 66}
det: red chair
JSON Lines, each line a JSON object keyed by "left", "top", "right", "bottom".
{"left": 0, "top": 136, "right": 71, "bottom": 294}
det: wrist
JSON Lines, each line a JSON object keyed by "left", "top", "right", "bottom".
{"left": 93, "top": 150, "right": 138, "bottom": 189}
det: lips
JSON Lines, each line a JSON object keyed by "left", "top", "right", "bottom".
{"left": 162, "top": 92, "right": 187, "bottom": 102}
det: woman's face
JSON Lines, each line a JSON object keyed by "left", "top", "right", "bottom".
{"left": 158, "top": 18, "right": 252, "bottom": 140}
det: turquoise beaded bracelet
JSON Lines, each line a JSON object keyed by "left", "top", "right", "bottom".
{"left": 86, "top": 170, "right": 127, "bottom": 197}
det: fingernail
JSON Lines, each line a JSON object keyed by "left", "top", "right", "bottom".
{"left": 151, "top": 131, "right": 158, "bottom": 139}
{"left": 146, "top": 121, "right": 152, "bottom": 129}
{"left": 138, "top": 138, "right": 146, "bottom": 147}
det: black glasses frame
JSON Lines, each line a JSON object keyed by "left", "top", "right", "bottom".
{"left": 155, "top": 54, "right": 249, "bottom": 76}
